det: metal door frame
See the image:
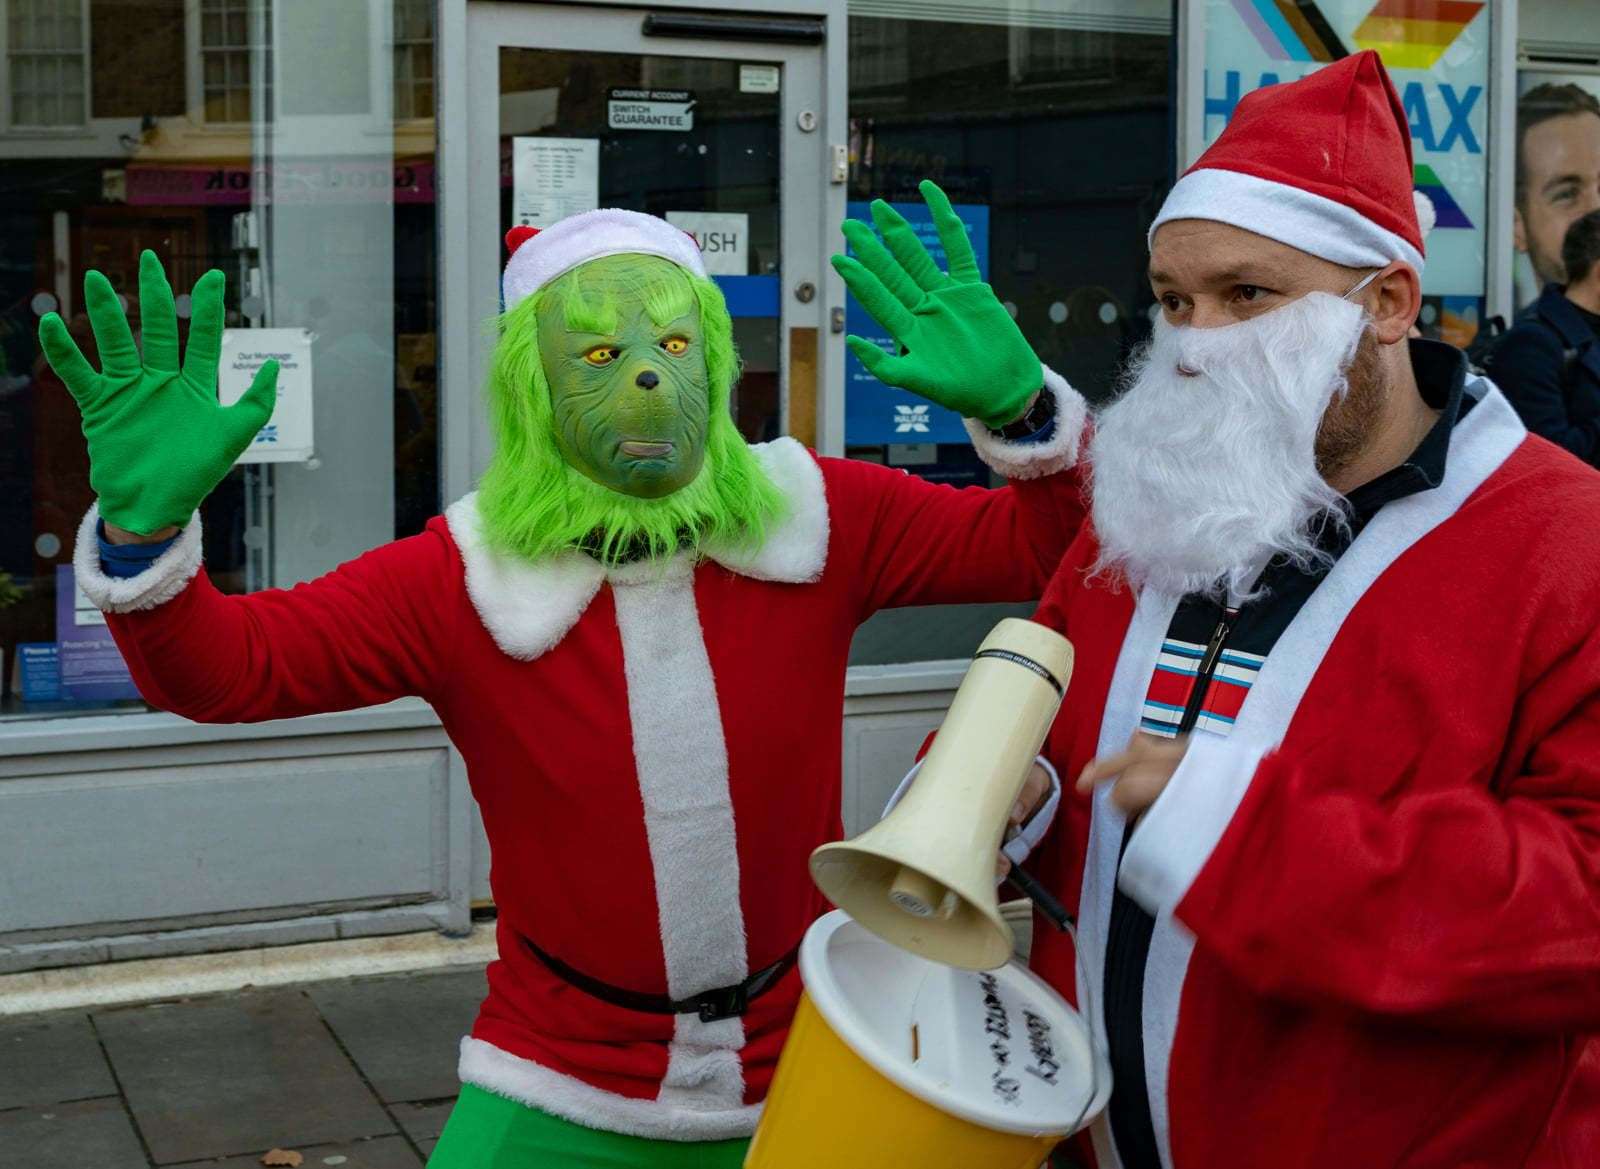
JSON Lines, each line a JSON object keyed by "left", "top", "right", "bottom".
{"left": 439, "top": 0, "right": 847, "bottom": 504}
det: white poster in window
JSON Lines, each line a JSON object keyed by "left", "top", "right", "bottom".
{"left": 665, "top": 211, "right": 750, "bottom": 276}
{"left": 739, "top": 64, "right": 780, "bottom": 94}
{"left": 512, "top": 137, "right": 600, "bottom": 229}
{"left": 218, "top": 328, "right": 315, "bottom": 464}
{"left": 607, "top": 89, "right": 696, "bottom": 132}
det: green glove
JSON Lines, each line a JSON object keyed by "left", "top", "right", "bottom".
{"left": 38, "top": 250, "right": 278, "bottom": 536}
{"left": 831, "top": 180, "right": 1041, "bottom": 429}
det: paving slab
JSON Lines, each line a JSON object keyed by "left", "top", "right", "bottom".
{"left": 0, "top": 1012, "right": 117, "bottom": 1109}
{"left": 170, "top": 1133, "right": 423, "bottom": 1168}
{"left": 308, "top": 969, "right": 485, "bottom": 1103}
{"left": 0, "top": 1096, "right": 149, "bottom": 1169}
{"left": 392, "top": 1098, "right": 454, "bottom": 1157}
{"left": 93, "top": 989, "right": 394, "bottom": 1164}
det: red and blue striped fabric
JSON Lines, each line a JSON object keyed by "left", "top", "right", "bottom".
{"left": 1141, "top": 638, "right": 1266, "bottom": 738}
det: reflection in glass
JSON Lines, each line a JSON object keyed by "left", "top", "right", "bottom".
{"left": 0, "top": 0, "right": 439, "bottom": 721}
{"left": 843, "top": 9, "right": 1173, "bottom": 665}
{"left": 499, "top": 47, "right": 782, "bottom": 442}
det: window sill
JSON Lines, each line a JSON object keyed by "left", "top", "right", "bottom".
{"left": 1, "top": 662, "right": 972, "bottom": 754}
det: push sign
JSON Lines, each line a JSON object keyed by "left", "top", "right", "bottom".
{"left": 608, "top": 88, "right": 696, "bottom": 132}
{"left": 665, "top": 211, "right": 749, "bottom": 276}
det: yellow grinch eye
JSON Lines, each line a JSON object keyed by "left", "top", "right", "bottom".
{"left": 584, "top": 346, "right": 620, "bottom": 366}
{"left": 661, "top": 336, "right": 689, "bottom": 355}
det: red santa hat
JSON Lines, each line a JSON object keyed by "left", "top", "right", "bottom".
{"left": 1150, "top": 50, "right": 1432, "bottom": 272}
{"left": 502, "top": 208, "right": 707, "bottom": 310}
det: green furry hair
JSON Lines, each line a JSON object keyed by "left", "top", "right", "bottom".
{"left": 477, "top": 254, "right": 787, "bottom": 566}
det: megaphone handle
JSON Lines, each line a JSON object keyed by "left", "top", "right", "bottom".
{"left": 1004, "top": 863, "right": 1074, "bottom": 933}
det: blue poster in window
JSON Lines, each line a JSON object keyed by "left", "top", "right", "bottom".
{"left": 17, "top": 643, "right": 62, "bottom": 702}
{"left": 843, "top": 200, "right": 989, "bottom": 445}
{"left": 55, "top": 565, "right": 141, "bottom": 702}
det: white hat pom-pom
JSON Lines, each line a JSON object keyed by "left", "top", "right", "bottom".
{"left": 1413, "top": 189, "right": 1437, "bottom": 238}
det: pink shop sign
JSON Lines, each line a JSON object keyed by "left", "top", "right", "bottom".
{"left": 125, "top": 160, "right": 438, "bottom": 206}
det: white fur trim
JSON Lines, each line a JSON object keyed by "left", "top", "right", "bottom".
{"left": 611, "top": 571, "right": 749, "bottom": 1112}
{"left": 444, "top": 494, "right": 605, "bottom": 661}
{"left": 446, "top": 438, "right": 828, "bottom": 661}
{"left": 702, "top": 437, "right": 829, "bottom": 583}
{"left": 503, "top": 208, "right": 708, "bottom": 310}
{"left": 1083, "top": 375, "right": 1525, "bottom": 1169}
{"left": 72, "top": 502, "right": 204, "bottom": 614}
{"left": 658, "top": 1014, "right": 747, "bottom": 1112}
{"left": 1077, "top": 586, "right": 1177, "bottom": 1139}
{"left": 1074, "top": 580, "right": 1179, "bottom": 1169}
{"left": 1151, "top": 167, "right": 1426, "bottom": 273}
{"left": 963, "top": 367, "right": 1087, "bottom": 481}
{"left": 1117, "top": 732, "right": 1269, "bottom": 917}
{"left": 1413, "top": 189, "right": 1437, "bottom": 238}
{"left": 458, "top": 1037, "right": 763, "bottom": 1142}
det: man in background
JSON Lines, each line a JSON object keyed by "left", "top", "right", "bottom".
{"left": 1489, "top": 208, "right": 1600, "bottom": 464}
{"left": 1515, "top": 83, "right": 1600, "bottom": 295}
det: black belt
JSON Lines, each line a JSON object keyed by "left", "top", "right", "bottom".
{"left": 520, "top": 933, "right": 799, "bottom": 1023}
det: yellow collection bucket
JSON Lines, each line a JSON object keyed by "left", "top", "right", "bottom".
{"left": 745, "top": 910, "right": 1107, "bottom": 1169}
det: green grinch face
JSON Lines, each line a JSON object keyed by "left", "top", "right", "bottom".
{"left": 537, "top": 256, "right": 711, "bottom": 499}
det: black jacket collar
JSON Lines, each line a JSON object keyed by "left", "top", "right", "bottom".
{"left": 1534, "top": 283, "right": 1600, "bottom": 351}
{"left": 1342, "top": 338, "right": 1468, "bottom": 521}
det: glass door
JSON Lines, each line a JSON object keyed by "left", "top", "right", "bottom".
{"left": 460, "top": 2, "right": 834, "bottom": 484}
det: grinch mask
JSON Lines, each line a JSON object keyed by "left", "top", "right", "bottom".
{"left": 477, "top": 251, "right": 785, "bottom": 567}
{"left": 538, "top": 255, "right": 709, "bottom": 499}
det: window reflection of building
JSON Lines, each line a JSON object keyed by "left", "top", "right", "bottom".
{"left": 198, "top": 0, "right": 269, "bottom": 125}
{"left": 392, "top": 0, "right": 434, "bottom": 122}
{"left": 6, "top": 0, "right": 89, "bottom": 128}
{"left": 0, "top": 0, "right": 438, "bottom": 719}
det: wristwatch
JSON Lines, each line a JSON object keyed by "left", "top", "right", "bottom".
{"left": 989, "top": 387, "right": 1055, "bottom": 440}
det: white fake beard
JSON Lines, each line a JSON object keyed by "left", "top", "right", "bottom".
{"left": 1087, "top": 292, "right": 1369, "bottom": 601}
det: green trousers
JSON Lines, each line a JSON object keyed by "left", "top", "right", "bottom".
{"left": 426, "top": 1083, "right": 752, "bottom": 1168}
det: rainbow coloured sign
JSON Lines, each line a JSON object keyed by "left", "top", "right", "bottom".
{"left": 1205, "top": 0, "right": 1490, "bottom": 299}
{"left": 1230, "top": 0, "right": 1485, "bottom": 71}
{"left": 1353, "top": 1, "right": 1487, "bottom": 71}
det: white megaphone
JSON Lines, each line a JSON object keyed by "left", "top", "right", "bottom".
{"left": 810, "top": 617, "right": 1074, "bottom": 971}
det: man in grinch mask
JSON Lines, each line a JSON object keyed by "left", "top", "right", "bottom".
{"left": 44, "top": 185, "right": 1091, "bottom": 1166}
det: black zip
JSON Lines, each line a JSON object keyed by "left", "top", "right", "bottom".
{"left": 1176, "top": 605, "right": 1239, "bottom": 735}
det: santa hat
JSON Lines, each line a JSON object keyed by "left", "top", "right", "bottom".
{"left": 1150, "top": 50, "right": 1432, "bottom": 272}
{"left": 502, "top": 208, "right": 707, "bottom": 310}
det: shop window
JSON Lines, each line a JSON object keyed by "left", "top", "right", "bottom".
{"left": 843, "top": 1, "right": 1173, "bottom": 666}
{"left": 0, "top": 0, "right": 439, "bottom": 723}
{"left": 6, "top": 0, "right": 90, "bottom": 128}
{"left": 392, "top": 0, "right": 433, "bottom": 122}
{"left": 198, "top": 0, "right": 268, "bottom": 125}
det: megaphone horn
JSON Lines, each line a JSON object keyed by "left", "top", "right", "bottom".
{"left": 810, "top": 618, "right": 1074, "bottom": 971}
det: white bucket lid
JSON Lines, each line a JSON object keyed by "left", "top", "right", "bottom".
{"left": 799, "top": 909, "right": 1110, "bottom": 1136}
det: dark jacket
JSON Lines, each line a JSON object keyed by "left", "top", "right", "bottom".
{"left": 1486, "top": 283, "right": 1600, "bottom": 465}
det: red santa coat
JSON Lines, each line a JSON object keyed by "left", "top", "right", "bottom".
{"left": 1028, "top": 379, "right": 1600, "bottom": 1169}
{"left": 73, "top": 378, "right": 1088, "bottom": 1141}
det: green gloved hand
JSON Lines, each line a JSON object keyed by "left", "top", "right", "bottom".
{"left": 39, "top": 250, "right": 278, "bottom": 536}
{"left": 831, "top": 180, "right": 1042, "bottom": 429}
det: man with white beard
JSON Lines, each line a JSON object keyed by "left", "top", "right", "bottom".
{"left": 845, "top": 51, "right": 1600, "bottom": 1169}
